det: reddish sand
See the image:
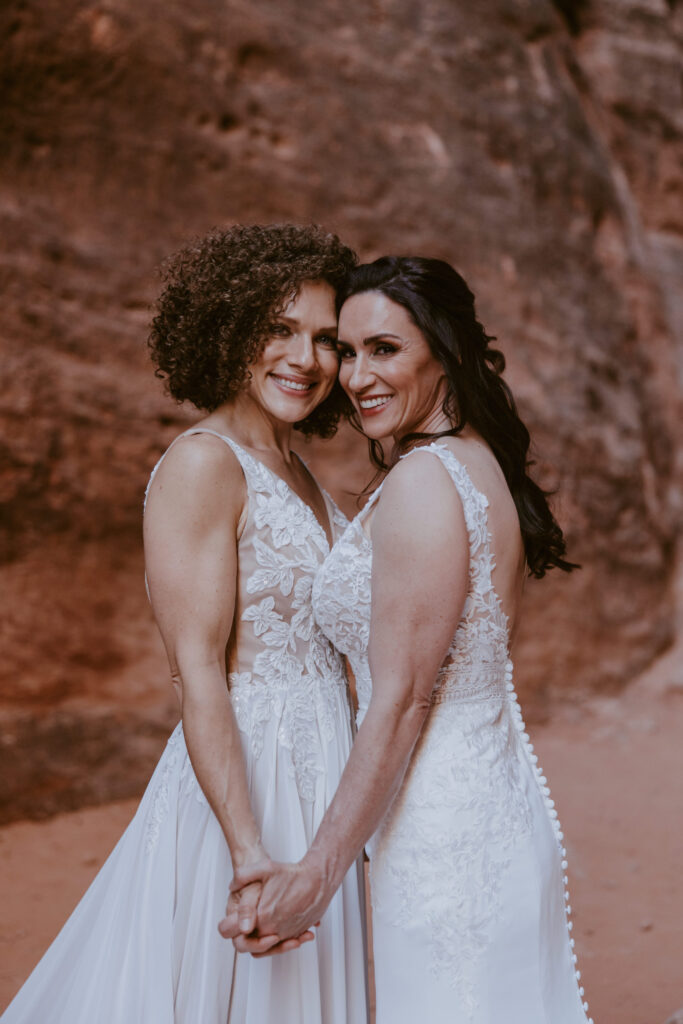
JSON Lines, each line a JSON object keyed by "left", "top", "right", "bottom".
{"left": 1, "top": 656, "right": 682, "bottom": 1023}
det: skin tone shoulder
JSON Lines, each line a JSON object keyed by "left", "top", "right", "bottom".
{"left": 221, "top": 288, "right": 525, "bottom": 950}
{"left": 145, "top": 280, "right": 341, "bottom": 953}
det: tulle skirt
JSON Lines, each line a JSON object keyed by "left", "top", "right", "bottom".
{"left": 1, "top": 721, "right": 368, "bottom": 1023}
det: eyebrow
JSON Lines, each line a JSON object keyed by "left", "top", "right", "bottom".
{"left": 276, "top": 315, "right": 338, "bottom": 332}
{"left": 338, "top": 333, "right": 403, "bottom": 346}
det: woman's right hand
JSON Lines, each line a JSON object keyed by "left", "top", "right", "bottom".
{"left": 223, "top": 879, "right": 263, "bottom": 937}
{"left": 221, "top": 844, "right": 272, "bottom": 941}
{"left": 220, "top": 862, "right": 317, "bottom": 956}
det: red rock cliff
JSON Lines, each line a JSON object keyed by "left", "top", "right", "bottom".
{"left": 1, "top": 0, "right": 681, "bottom": 821}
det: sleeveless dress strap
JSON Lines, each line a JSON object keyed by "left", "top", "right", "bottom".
{"left": 143, "top": 428, "right": 248, "bottom": 510}
{"left": 399, "top": 443, "right": 495, "bottom": 597}
{"left": 143, "top": 429, "right": 251, "bottom": 601}
{"left": 357, "top": 477, "right": 385, "bottom": 520}
{"left": 401, "top": 441, "right": 509, "bottom": 664}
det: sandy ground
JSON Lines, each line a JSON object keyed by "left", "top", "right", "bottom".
{"left": 1, "top": 656, "right": 682, "bottom": 1022}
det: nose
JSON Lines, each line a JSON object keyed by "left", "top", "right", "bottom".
{"left": 346, "top": 352, "right": 374, "bottom": 393}
{"left": 287, "top": 332, "right": 316, "bottom": 372}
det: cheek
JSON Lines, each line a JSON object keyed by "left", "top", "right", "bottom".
{"left": 252, "top": 339, "right": 284, "bottom": 373}
{"left": 411, "top": 355, "right": 443, "bottom": 394}
{"left": 382, "top": 357, "right": 414, "bottom": 393}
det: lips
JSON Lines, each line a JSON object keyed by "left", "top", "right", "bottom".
{"left": 270, "top": 373, "right": 316, "bottom": 394}
{"left": 358, "top": 395, "right": 392, "bottom": 415}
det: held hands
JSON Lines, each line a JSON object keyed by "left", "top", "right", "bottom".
{"left": 218, "top": 854, "right": 330, "bottom": 956}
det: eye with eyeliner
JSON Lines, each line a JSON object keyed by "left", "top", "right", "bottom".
{"left": 337, "top": 339, "right": 399, "bottom": 360}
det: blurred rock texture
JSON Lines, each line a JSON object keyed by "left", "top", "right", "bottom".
{"left": 1, "top": 0, "right": 681, "bottom": 821}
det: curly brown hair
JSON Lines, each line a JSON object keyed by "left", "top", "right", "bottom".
{"left": 148, "top": 224, "right": 357, "bottom": 437}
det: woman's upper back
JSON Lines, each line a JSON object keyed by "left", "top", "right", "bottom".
{"left": 430, "top": 435, "right": 526, "bottom": 639}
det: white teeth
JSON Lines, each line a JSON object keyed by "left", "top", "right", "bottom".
{"left": 360, "top": 396, "right": 391, "bottom": 409}
{"left": 273, "top": 375, "right": 313, "bottom": 392}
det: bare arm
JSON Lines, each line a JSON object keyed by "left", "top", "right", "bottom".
{"left": 224, "top": 452, "right": 469, "bottom": 943}
{"left": 144, "top": 435, "right": 263, "bottom": 870}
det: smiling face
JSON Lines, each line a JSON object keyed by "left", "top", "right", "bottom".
{"left": 337, "top": 290, "right": 449, "bottom": 441}
{"left": 246, "top": 280, "right": 340, "bottom": 423}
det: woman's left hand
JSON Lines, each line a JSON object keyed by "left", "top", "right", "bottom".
{"left": 219, "top": 857, "right": 328, "bottom": 955}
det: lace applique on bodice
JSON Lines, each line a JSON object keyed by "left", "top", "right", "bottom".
{"left": 312, "top": 442, "right": 534, "bottom": 1014}
{"left": 312, "top": 442, "right": 510, "bottom": 718}
{"left": 146, "top": 430, "right": 350, "bottom": 805}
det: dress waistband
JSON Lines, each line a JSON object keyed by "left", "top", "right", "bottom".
{"left": 430, "top": 671, "right": 507, "bottom": 705}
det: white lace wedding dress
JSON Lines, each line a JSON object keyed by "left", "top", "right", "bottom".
{"left": 2, "top": 430, "right": 368, "bottom": 1024}
{"left": 312, "top": 442, "right": 593, "bottom": 1024}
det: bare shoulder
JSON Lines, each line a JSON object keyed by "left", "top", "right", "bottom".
{"left": 373, "top": 447, "right": 467, "bottom": 545}
{"left": 439, "top": 435, "right": 508, "bottom": 495}
{"left": 145, "top": 432, "right": 246, "bottom": 522}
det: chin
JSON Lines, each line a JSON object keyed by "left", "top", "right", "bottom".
{"left": 274, "top": 402, "right": 318, "bottom": 423}
{"left": 356, "top": 412, "right": 396, "bottom": 440}
{"left": 261, "top": 390, "right": 319, "bottom": 422}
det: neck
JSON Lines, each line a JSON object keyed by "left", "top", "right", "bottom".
{"left": 200, "top": 392, "right": 295, "bottom": 461}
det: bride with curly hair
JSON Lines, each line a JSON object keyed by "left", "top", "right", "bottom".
{"left": 2, "top": 224, "right": 368, "bottom": 1024}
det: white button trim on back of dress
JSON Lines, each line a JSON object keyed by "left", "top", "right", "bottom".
{"left": 504, "top": 657, "right": 593, "bottom": 1023}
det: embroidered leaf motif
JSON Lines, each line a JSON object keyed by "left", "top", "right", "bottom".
{"left": 247, "top": 538, "right": 296, "bottom": 596}
{"left": 311, "top": 443, "right": 539, "bottom": 1015}
{"left": 227, "top": 444, "right": 350, "bottom": 803}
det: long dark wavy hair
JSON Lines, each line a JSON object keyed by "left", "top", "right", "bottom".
{"left": 336, "top": 256, "right": 578, "bottom": 578}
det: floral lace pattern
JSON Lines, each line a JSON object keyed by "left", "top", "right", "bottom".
{"left": 145, "top": 723, "right": 215, "bottom": 852}
{"left": 370, "top": 696, "right": 531, "bottom": 1016}
{"left": 144, "top": 429, "right": 350, "bottom": 813}
{"left": 228, "top": 446, "right": 348, "bottom": 802}
{"left": 145, "top": 724, "right": 185, "bottom": 852}
{"left": 312, "top": 442, "right": 534, "bottom": 1015}
{"left": 311, "top": 488, "right": 382, "bottom": 721}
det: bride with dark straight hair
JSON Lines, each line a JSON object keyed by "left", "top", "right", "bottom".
{"left": 225, "top": 255, "right": 594, "bottom": 1024}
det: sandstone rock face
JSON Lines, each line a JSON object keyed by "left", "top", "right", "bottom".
{"left": 1, "top": 0, "right": 681, "bottom": 821}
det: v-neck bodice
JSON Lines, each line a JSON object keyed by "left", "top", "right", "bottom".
{"left": 145, "top": 428, "right": 351, "bottom": 803}
{"left": 181, "top": 428, "right": 342, "bottom": 550}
